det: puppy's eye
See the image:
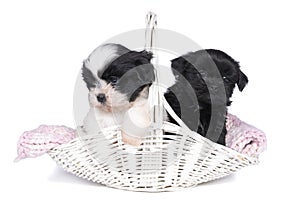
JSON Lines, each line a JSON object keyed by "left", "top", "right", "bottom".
{"left": 109, "top": 76, "right": 118, "bottom": 84}
{"left": 223, "top": 76, "right": 230, "bottom": 83}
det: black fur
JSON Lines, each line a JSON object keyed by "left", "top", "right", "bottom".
{"left": 101, "top": 50, "right": 154, "bottom": 102}
{"left": 164, "top": 49, "right": 248, "bottom": 145}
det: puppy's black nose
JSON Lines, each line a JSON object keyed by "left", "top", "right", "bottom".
{"left": 97, "top": 93, "right": 106, "bottom": 103}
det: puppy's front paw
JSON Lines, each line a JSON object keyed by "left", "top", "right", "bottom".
{"left": 121, "top": 102, "right": 151, "bottom": 146}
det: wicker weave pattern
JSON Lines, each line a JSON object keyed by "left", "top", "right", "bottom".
{"left": 48, "top": 122, "right": 258, "bottom": 192}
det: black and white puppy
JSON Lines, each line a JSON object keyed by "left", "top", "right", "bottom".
{"left": 164, "top": 49, "right": 248, "bottom": 145}
{"left": 81, "top": 43, "right": 154, "bottom": 145}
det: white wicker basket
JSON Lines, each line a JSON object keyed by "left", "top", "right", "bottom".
{"left": 48, "top": 12, "right": 259, "bottom": 192}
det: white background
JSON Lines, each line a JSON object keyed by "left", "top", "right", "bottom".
{"left": 1, "top": 0, "right": 300, "bottom": 199}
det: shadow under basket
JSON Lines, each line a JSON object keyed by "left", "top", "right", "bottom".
{"left": 48, "top": 122, "right": 259, "bottom": 192}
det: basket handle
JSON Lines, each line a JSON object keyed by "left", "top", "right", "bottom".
{"left": 145, "top": 12, "right": 164, "bottom": 131}
{"left": 145, "top": 12, "right": 190, "bottom": 132}
{"left": 145, "top": 12, "right": 157, "bottom": 53}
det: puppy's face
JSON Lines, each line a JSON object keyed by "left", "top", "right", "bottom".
{"left": 87, "top": 79, "right": 131, "bottom": 112}
{"left": 82, "top": 44, "right": 154, "bottom": 113}
{"left": 171, "top": 49, "right": 248, "bottom": 106}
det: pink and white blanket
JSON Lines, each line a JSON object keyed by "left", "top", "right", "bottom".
{"left": 15, "top": 125, "right": 76, "bottom": 162}
{"left": 15, "top": 114, "right": 267, "bottom": 161}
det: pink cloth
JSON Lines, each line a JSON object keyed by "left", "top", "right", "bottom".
{"left": 15, "top": 125, "right": 76, "bottom": 162}
{"left": 15, "top": 114, "right": 267, "bottom": 161}
{"left": 226, "top": 114, "right": 267, "bottom": 157}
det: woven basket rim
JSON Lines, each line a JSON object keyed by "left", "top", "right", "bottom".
{"left": 50, "top": 121, "right": 259, "bottom": 164}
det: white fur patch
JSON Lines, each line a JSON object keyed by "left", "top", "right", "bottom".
{"left": 83, "top": 43, "right": 128, "bottom": 81}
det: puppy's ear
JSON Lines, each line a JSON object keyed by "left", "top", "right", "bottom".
{"left": 134, "top": 63, "right": 155, "bottom": 84}
{"left": 141, "top": 50, "right": 153, "bottom": 61}
{"left": 237, "top": 69, "right": 248, "bottom": 91}
{"left": 134, "top": 51, "right": 153, "bottom": 66}
{"left": 82, "top": 63, "right": 98, "bottom": 90}
{"left": 133, "top": 51, "right": 154, "bottom": 83}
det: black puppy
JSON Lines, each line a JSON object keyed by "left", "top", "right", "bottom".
{"left": 164, "top": 49, "right": 248, "bottom": 145}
